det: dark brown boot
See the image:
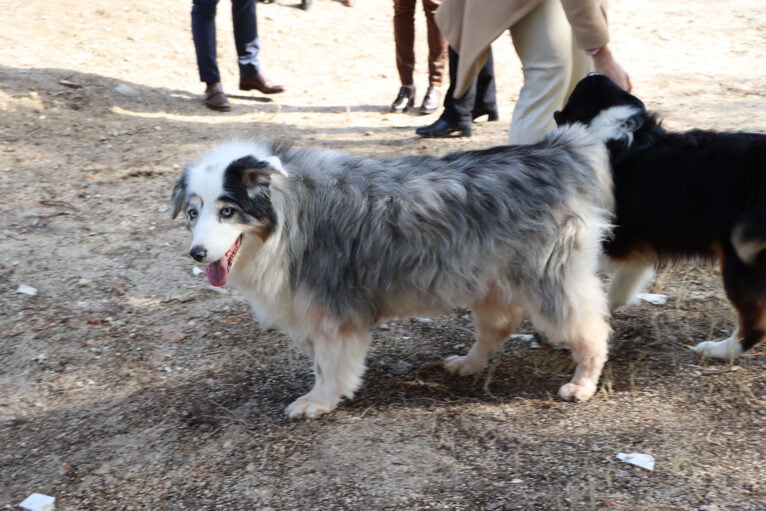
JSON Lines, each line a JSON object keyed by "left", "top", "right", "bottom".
{"left": 239, "top": 72, "right": 285, "bottom": 94}
{"left": 204, "top": 83, "right": 230, "bottom": 111}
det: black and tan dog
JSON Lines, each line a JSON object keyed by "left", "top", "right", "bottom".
{"left": 555, "top": 73, "right": 766, "bottom": 361}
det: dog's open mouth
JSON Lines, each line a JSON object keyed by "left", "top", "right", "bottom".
{"left": 205, "top": 235, "right": 242, "bottom": 287}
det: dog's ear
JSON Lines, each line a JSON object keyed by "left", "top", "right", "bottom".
{"left": 622, "top": 111, "right": 645, "bottom": 133}
{"left": 261, "top": 156, "right": 288, "bottom": 178}
{"left": 237, "top": 155, "right": 289, "bottom": 188}
{"left": 170, "top": 173, "right": 188, "bottom": 219}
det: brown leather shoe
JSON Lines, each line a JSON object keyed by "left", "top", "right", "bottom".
{"left": 204, "top": 83, "right": 230, "bottom": 111}
{"left": 239, "top": 72, "right": 285, "bottom": 94}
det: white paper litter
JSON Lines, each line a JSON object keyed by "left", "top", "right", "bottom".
{"left": 637, "top": 293, "right": 668, "bottom": 305}
{"left": 510, "top": 334, "right": 540, "bottom": 348}
{"left": 115, "top": 83, "right": 139, "bottom": 96}
{"left": 616, "top": 452, "right": 655, "bottom": 471}
{"left": 192, "top": 266, "right": 205, "bottom": 276}
{"left": 16, "top": 285, "right": 38, "bottom": 296}
{"left": 18, "top": 493, "right": 55, "bottom": 511}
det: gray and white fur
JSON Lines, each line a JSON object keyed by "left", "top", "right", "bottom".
{"left": 172, "top": 125, "right": 614, "bottom": 418}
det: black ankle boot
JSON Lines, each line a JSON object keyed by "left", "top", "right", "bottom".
{"left": 472, "top": 107, "right": 499, "bottom": 122}
{"left": 390, "top": 86, "right": 415, "bottom": 113}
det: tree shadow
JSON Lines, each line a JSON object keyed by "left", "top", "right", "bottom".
{"left": 0, "top": 65, "right": 386, "bottom": 117}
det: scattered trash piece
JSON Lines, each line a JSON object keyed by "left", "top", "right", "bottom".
{"left": 114, "top": 83, "right": 139, "bottom": 96}
{"left": 616, "top": 452, "right": 655, "bottom": 471}
{"left": 510, "top": 333, "right": 540, "bottom": 348}
{"left": 509, "top": 479, "right": 523, "bottom": 484}
{"left": 16, "top": 285, "right": 38, "bottom": 296}
{"left": 18, "top": 493, "right": 55, "bottom": 511}
{"left": 192, "top": 266, "right": 205, "bottom": 276}
{"left": 58, "top": 79, "right": 82, "bottom": 89}
{"left": 413, "top": 317, "right": 432, "bottom": 323}
{"left": 637, "top": 293, "right": 668, "bottom": 305}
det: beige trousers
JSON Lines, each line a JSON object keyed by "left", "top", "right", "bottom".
{"left": 507, "top": 0, "right": 593, "bottom": 144}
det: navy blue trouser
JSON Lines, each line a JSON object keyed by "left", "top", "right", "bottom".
{"left": 192, "top": 0, "right": 261, "bottom": 84}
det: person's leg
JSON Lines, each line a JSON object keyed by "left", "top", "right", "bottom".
{"left": 191, "top": 0, "right": 221, "bottom": 84}
{"left": 422, "top": 0, "right": 447, "bottom": 88}
{"left": 418, "top": 0, "right": 448, "bottom": 113}
{"left": 441, "top": 47, "right": 475, "bottom": 125}
{"left": 473, "top": 48, "right": 498, "bottom": 119}
{"left": 416, "top": 47, "right": 473, "bottom": 136}
{"left": 393, "top": 0, "right": 417, "bottom": 87}
{"left": 234, "top": 0, "right": 284, "bottom": 93}
{"left": 391, "top": 0, "right": 418, "bottom": 111}
{"left": 192, "top": 0, "right": 230, "bottom": 110}
{"left": 508, "top": 0, "right": 573, "bottom": 144}
{"left": 231, "top": 0, "right": 260, "bottom": 78}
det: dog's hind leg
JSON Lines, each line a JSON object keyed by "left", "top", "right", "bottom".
{"left": 607, "top": 257, "right": 655, "bottom": 311}
{"left": 286, "top": 323, "right": 371, "bottom": 419}
{"left": 694, "top": 327, "right": 744, "bottom": 361}
{"left": 557, "top": 316, "right": 610, "bottom": 402}
{"left": 530, "top": 271, "right": 611, "bottom": 402}
{"left": 444, "top": 294, "right": 523, "bottom": 376}
{"left": 694, "top": 248, "right": 766, "bottom": 361}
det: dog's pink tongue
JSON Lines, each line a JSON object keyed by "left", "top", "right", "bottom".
{"left": 205, "top": 258, "right": 228, "bottom": 287}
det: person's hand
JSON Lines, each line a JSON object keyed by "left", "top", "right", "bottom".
{"left": 591, "top": 45, "right": 632, "bottom": 92}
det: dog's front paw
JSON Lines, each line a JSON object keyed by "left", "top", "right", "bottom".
{"left": 558, "top": 381, "right": 597, "bottom": 402}
{"left": 444, "top": 354, "right": 485, "bottom": 376}
{"left": 285, "top": 396, "right": 336, "bottom": 419}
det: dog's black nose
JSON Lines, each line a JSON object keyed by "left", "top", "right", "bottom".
{"left": 190, "top": 245, "right": 207, "bottom": 262}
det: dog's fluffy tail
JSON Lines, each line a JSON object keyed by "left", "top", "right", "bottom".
{"left": 528, "top": 125, "right": 614, "bottom": 325}
{"left": 530, "top": 206, "right": 611, "bottom": 355}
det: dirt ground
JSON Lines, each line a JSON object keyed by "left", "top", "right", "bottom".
{"left": 1, "top": 0, "right": 765, "bottom": 509}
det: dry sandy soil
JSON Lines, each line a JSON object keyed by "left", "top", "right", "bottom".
{"left": 1, "top": 0, "right": 765, "bottom": 509}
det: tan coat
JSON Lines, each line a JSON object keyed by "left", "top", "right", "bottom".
{"left": 435, "top": 0, "right": 610, "bottom": 97}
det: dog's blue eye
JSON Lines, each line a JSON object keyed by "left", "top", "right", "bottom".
{"left": 188, "top": 208, "right": 198, "bottom": 219}
{"left": 221, "top": 207, "right": 234, "bottom": 218}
